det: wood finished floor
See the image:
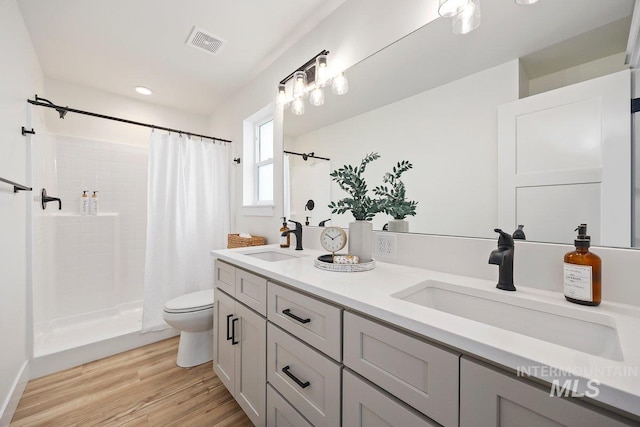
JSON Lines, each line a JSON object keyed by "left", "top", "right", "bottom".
{"left": 10, "top": 337, "right": 253, "bottom": 427}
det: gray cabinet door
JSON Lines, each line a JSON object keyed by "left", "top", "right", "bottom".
{"left": 235, "top": 301, "right": 267, "bottom": 427}
{"left": 460, "top": 357, "right": 633, "bottom": 427}
{"left": 213, "top": 289, "right": 236, "bottom": 395}
{"left": 343, "top": 370, "right": 439, "bottom": 427}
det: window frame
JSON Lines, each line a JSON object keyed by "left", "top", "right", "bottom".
{"left": 254, "top": 117, "right": 274, "bottom": 205}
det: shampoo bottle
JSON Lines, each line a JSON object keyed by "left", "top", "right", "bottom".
{"left": 563, "top": 224, "right": 601, "bottom": 306}
{"left": 280, "top": 217, "right": 290, "bottom": 248}
{"left": 80, "top": 190, "right": 89, "bottom": 215}
{"left": 89, "top": 191, "right": 99, "bottom": 216}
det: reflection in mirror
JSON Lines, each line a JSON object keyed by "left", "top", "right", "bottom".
{"left": 283, "top": 0, "right": 638, "bottom": 248}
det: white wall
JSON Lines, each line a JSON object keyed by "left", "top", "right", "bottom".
{"left": 289, "top": 60, "right": 520, "bottom": 237}
{"left": 0, "top": 0, "right": 44, "bottom": 423}
{"left": 43, "top": 78, "right": 211, "bottom": 147}
{"left": 208, "top": 0, "right": 440, "bottom": 243}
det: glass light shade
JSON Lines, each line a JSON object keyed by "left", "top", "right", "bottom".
{"left": 515, "top": 0, "right": 538, "bottom": 4}
{"left": 315, "top": 55, "right": 329, "bottom": 87}
{"left": 438, "top": 0, "right": 469, "bottom": 17}
{"left": 291, "top": 97, "right": 305, "bottom": 115}
{"left": 275, "top": 83, "right": 287, "bottom": 108}
{"left": 452, "top": 0, "right": 481, "bottom": 35}
{"left": 309, "top": 87, "right": 325, "bottom": 106}
{"left": 331, "top": 72, "right": 349, "bottom": 95}
{"left": 292, "top": 71, "right": 307, "bottom": 98}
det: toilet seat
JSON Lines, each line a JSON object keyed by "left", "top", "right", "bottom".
{"left": 164, "top": 289, "right": 214, "bottom": 314}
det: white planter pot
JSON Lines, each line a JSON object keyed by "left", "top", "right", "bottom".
{"left": 348, "top": 220, "right": 373, "bottom": 262}
{"left": 387, "top": 219, "right": 409, "bottom": 233}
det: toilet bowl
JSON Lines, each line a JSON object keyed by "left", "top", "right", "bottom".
{"left": 163, "top": 289, "right": 214, "bottom": 367}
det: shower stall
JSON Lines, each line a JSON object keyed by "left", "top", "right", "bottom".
{"left": 28, "top": 128, "right": 174, "bottom": 375}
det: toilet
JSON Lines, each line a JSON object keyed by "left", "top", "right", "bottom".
{"left": 163, "top": 289, "right": 214, "bottom": 367}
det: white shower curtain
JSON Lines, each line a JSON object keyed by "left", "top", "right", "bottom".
{"left": 142, "top": 131, "right": 230, "bottom": 332}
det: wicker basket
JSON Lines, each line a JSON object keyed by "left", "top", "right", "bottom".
{"left": 227, "top": 233, "right": 266, "bottom": 249}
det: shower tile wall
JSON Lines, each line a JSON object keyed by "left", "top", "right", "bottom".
{"left": 33, "top": 134, "right": 148, "bottom": 327}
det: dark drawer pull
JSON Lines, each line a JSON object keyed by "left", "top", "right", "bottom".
{"left": 226, "top": 314, "right": 233, "bottom": 340}
{"left": 282, "top": 365, "right": 310, "bottom": 389}
{"left": 231, "top": 318, "right": 239, "bottom": 345}
{"left": 282, "top": 308, "right": 311, "bottom": 324}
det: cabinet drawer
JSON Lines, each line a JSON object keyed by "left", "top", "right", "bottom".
{"left": 268, "top": 282, "right": 342, "bottom": 361}
{"left": 267, "top": 323, "right": 341, "bottom": 427}
{"left": 344, "top": 311, "right": 460, "bottom": 427}
{"left": 236, "top": 268, "right": 267, "bottom": 316}
{"left": 343, "top": 370, "right": 439, "bottom": 427}
{"left": 267, "top": 384, "right": 313, "bottom": 427}
{"left": 214, "top": 260, "right": 235, "bottom": 296}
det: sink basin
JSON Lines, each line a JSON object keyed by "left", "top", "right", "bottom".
{"left": 391, "top": 280, "right": 624, "bottom": 361}
{"left": 244, "top": 251, "right": 300, "bottom": 262}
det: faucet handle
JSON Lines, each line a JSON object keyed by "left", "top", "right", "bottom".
{"left": 494, "top": 228, "right": 514, "bottom": 248}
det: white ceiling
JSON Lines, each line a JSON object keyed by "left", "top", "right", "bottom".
{"left": 17, "top": 0, "right": 347, "bottom": 116}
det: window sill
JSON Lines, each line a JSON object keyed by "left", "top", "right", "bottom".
{"left": 242, "top": 205, "right": 275, "bottom": 217}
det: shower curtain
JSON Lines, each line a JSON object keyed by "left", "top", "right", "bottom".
{"left": 142, "top": 131, "right": 230, "bottom": 332}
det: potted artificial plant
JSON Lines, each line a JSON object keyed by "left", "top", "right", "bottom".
{"left": 374, "top": 160, "right": 418, "bottom": 232}
{"left": 328, "top": 152, "right": 382, "bottom": 262}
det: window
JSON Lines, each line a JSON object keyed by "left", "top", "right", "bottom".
{"left": 255, "top": 119, "right": 273, "bottom": 203}
{"left": 242, "top": 104, "right": 275, "bottom": 216}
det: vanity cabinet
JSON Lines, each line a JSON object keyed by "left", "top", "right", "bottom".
{"left": 343, "top": 370, "right": 439, "bottom": 427}
{"left": 213, "top": 262, "right": 267, "bottom": 426}
{"left": 460, "top": 357, "right": 632, "bottom": 427}
{"left": 343, "top": 311, "right": 460, "bottom": 427}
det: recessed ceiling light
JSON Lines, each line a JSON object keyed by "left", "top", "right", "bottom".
{"left": 135, "top": 86, "right": 153, "bottom": 95}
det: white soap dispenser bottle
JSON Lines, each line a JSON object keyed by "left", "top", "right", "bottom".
{"left": 89, "top": 191, "right": 99, "bottom": 215}
{"left": 80, "top": 190, "right": 89, "bottom": 215}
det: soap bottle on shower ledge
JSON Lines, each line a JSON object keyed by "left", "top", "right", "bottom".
{"left": 80, "top": 190, "right": 89, "bottom": 215}
{"left": 89, "top": 191, "right": 99, "bottom": 216}
{"left": 563, "top": 224, "right": 601, "bottom": 306}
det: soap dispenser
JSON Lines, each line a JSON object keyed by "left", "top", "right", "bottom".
{"left": 89, "top": 191, "right": 99, "bottom": 216}
{"left": 280, "top": 217, "right": 290, "bottom": 248}
{"left": 80, "top": 190, "right": 89, "bottom": 215}
{"left": 563, "top": 224, "right": 601, "bottom": 306}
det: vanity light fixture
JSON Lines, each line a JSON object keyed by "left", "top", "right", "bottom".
{"left": 135, "top": 86, "right": 153, "bottom": 95}
{"left": 442, "top": 0, "right": 536, "bottom": 35}
{"left": 276, "top": 50, "right": 348, "bottom": 116}
{"left": 452, "top": 0, "right": 481, "bottom": 35}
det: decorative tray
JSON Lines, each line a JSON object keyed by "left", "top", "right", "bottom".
{"left": 313, "top": 254, "right": 376, "bottom": 272}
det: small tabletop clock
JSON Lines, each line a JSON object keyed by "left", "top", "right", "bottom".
{"left": 320, "top": 226, "right": 347, "bottom": 255}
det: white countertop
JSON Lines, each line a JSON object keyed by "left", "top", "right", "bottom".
{"left": 211, "top": 245, "right": 640, "bottom": 418}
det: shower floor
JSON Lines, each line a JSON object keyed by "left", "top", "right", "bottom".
{"left": 34, "top": 301, "right": 143, "bottom": 357}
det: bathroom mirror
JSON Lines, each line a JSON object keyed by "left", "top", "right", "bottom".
{"left": 283, "top": 0, "right": 638, "bottom": 247}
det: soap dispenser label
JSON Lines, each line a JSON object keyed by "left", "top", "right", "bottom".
{"left": 563, "top": 263, "right": 593, "bottom": 301}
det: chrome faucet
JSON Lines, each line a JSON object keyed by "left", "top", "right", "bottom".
{"left": 283, "top": 220, "right": 303, "bottom": 250}
{"left": 488, "top": 228, "right": 515, "bottom": 291}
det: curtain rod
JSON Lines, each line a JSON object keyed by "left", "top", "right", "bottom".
{"left": 284, "top": 150, "right": 330, "bottom": 161}
{"left": 27, "top": 95, "right": 232, "bottom": 143}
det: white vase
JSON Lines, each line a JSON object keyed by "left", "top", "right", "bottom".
{"left": 348, "top": 220, "right": 373, "bottom": 262}
{"left": 387, "top": 219, "right": 409, "bottom": 233}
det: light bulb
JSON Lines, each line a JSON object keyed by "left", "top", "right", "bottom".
{"left": 275, "top": 83, "right": 287, "bottom": 108}
{"left": 292, "top": 71, "right": 307, "bottom": 99}
{"left": 291, "top": 97, "right": 305, "bottom": 115}
{"left": 315, "top": 55, "right": 329, "bottom": 87}
{"left": 452, "top": 0, "right": 481, "bottom": 35}
{"left": 309, "top": 86, "right": 325, "bottom": 106}
{"left": 331, "top": 72, "right": 348, "bottom": 95}
{"left": 438, "top": 0, "right": 469, "bottom": 17}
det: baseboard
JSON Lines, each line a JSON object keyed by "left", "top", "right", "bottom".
{"left": 31, "top": 328, "right": 178, "bottom": 379}
{"left": 0, "top": 361, "right": 29, "bottom": 427}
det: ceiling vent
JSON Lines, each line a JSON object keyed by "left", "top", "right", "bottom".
{"left": 186, "top": 26, "right": 226, "bottom": 56}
